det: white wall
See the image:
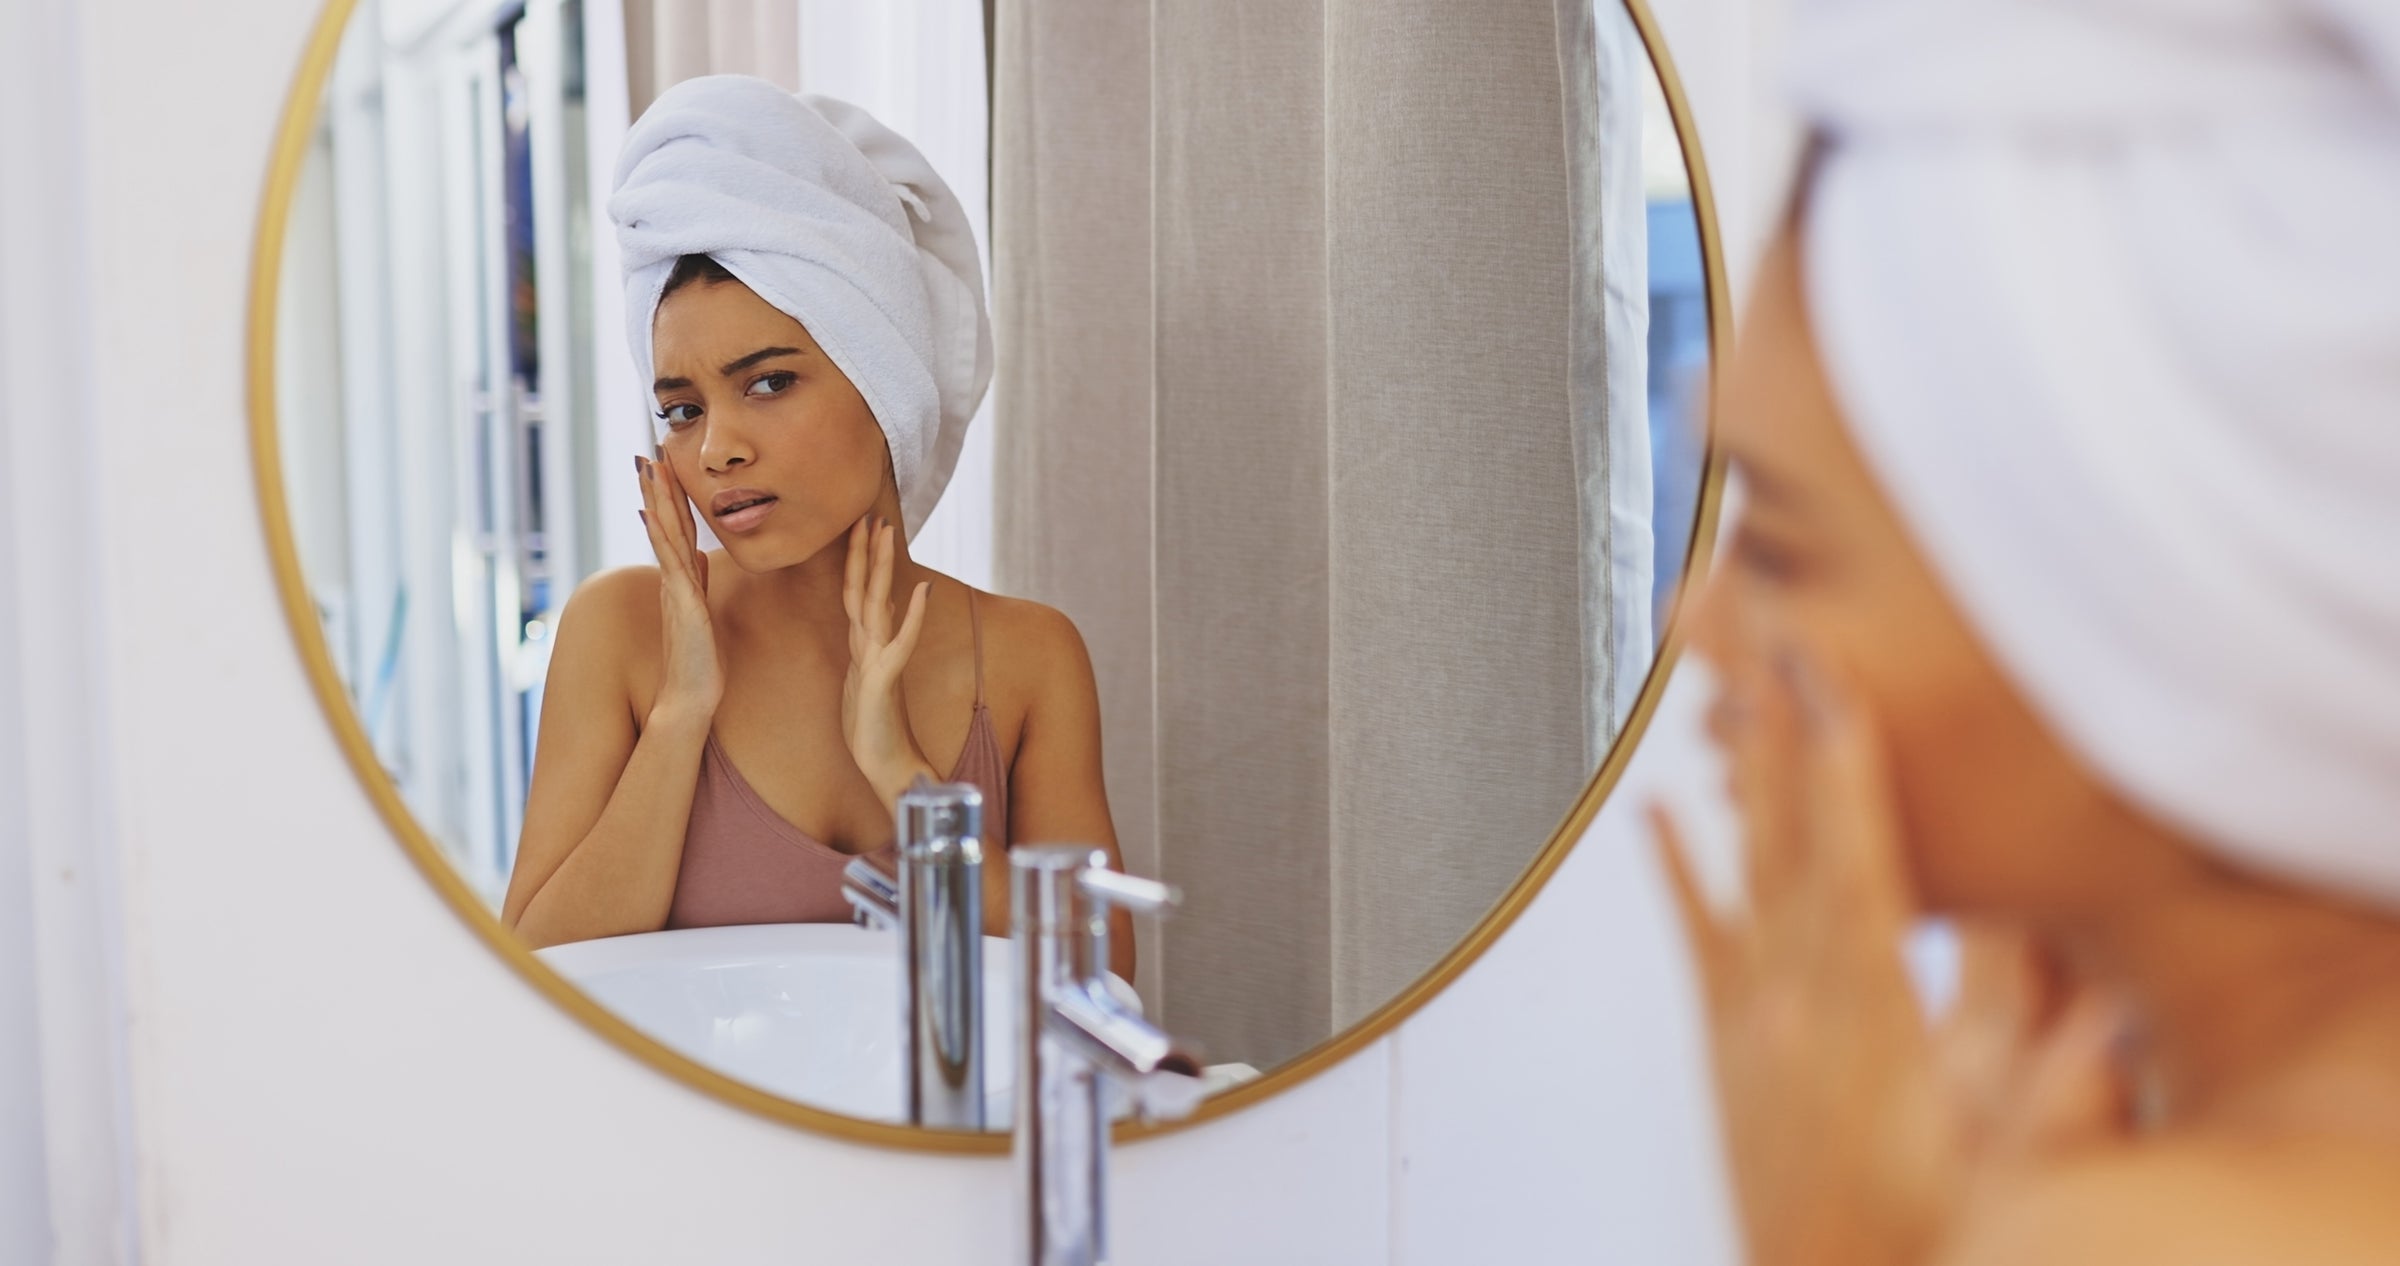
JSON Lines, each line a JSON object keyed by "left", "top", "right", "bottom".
{"left": 0, "top": 34, "right": 55, "bottom": 1238}
{"left": 0, "top": 293, "right": 56, "bottom": 1266}
{"left": 2, "top": 0, "right": 1792, "bottom": 1261}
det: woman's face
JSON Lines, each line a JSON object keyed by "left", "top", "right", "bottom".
{"left": 649, "top": 276, "right": 890, "bottom": 570}
{"left": 1689, "top": 227, "right": 2160, "bottom": 919}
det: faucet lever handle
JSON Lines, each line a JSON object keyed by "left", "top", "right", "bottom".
{"left": 1077, "top": 867, "right": 1179, "bottom": 917}
{"left": 840, "top": 855, "right": 901, "bottom": 929}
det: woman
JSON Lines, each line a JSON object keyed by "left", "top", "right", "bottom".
{"left": 500, "top": 76, "right": 1132, "bottom": 972}
{"left": 1655, "top": 3, "right": 2400, "bottom": 1261}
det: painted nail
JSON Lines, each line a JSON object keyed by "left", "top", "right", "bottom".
{"left": 634, "top": 454, "right": 645, "bottom": 477}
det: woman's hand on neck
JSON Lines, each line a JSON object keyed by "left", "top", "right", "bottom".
{"left": 2055, "top": 855, "right": 2400, "bottom": 1137}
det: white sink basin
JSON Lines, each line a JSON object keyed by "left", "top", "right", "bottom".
{"left": 535, "top": 923, "right": 1016, "bottom": 1125}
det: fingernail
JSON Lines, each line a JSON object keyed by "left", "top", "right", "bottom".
{"left": 634, "top": 455, "right": 645, "bottom": 477}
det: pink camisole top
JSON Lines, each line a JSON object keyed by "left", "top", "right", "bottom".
{"left": 664, "top": 591, "right": 1010, "bottom": 928}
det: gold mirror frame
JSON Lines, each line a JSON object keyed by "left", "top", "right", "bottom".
{"left": 246, "top": 0, "right": 1730, "bottom": 1154}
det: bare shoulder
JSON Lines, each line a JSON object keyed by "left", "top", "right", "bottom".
{"left": 966, "top": 590, "right": 1097, "bottom": 706}
{"left": 551, "top": 565, "right": 665, "bottom": 680}
{"left": 1942, "top": 1139, "right": 2400, "bottom": 1266}
{"left": 558, "top": 564, "right": 662, "bottom": 634}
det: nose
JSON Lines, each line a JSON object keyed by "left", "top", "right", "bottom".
{"left": 697, "top": 408, "right": 756, "bottom": 475}
{"left": 1680, "top": 555, "right": 1738, "bottom": 668}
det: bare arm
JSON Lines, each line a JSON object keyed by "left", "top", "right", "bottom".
{"left": 836, "top": 535, "right": 1132, "bottom": 978}
{"left": 1003, "top": 605, "right": 1135, "bottom": 982}
{"left": 1939, "top": 1146, "right": 2400, "bottom": 1266}
{"left": 504, "top": 453, "right": 723, "bottom": 948}
{"left": 501, "top": 570, "right": 709, "bottom": 948}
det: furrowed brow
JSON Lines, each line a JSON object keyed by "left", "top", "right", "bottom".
{"left": 719, "top": 346, "right": 803, "bottom": 377}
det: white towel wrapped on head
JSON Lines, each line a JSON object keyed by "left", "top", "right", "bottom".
{"left": 609, "top": 75, "right": 993, "bottom": 536}
{"left": 1791, "top": 0, "right": 2400, "bottom": 906}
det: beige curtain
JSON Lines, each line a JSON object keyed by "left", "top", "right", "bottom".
{"left": 988, "top": 0, "right": 1166, "bottom": 1008}
{"left": 622, "top": 0, "right": 801, "bottom": 118}
{"left": 997, "top": 0, "right": 1624, "bottom": 1070}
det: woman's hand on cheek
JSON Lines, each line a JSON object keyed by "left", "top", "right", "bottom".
{"left": 840, "top": 515, "right": 938, "bottom": 809}
{"left": 638, "top": 450, "right": 723, "bottom": 724}
{"left": 1651, "top": 636, "right": 2130, "bottom": 1266}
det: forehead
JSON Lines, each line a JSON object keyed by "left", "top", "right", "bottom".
{"left": 651, "top": 278, "right": 815, "bottom": 363}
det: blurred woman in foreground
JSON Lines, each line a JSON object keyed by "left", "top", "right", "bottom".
{"left": 1656, "top": 3, "right": 2400, "bottom": 1261}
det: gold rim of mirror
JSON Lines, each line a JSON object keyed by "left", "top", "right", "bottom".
{"left": 245, "top": 0, "right": 1732, "bottom": 1154}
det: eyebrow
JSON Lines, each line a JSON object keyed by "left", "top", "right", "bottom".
{"left": 1730, "top": 455, "right": 1801, "bottom": 510}
{"left": 720, "top": 346, "right": 804, "bottom": 376}
{"left": 652, "top": 347, "right": 808, "bottom": 396}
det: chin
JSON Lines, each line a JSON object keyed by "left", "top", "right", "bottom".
{"left": 1902, "top": 813, "right": 2101, "bottom": 921}
{"left": 708, "top": 533, "right": 781, "bottom": 573}
{"left": 711, "top": 523, "right": 825, "bottom": 574}
{"left": 1898, "top": 789, "right": 2042, "bottom": 917}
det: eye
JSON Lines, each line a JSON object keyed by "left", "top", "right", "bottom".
{"left": 1729, "top": 525, "right": 1803, "bottom": 582}
{"left": 654, "top": 401, "right": 704, "bottom": 429}
{"left": 746, "top": 371, "right": 798, "bottom": 398}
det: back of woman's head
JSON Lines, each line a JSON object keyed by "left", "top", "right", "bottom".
{"left": 1784, "top": 0, "right": 2400, "bottom": 908}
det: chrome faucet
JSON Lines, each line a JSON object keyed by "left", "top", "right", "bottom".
{"left": 1011, "top": 844, "right": 1207, "bottom": 1266}
{"left": 841, "top": 778, "right": 987, "bottom": 1131}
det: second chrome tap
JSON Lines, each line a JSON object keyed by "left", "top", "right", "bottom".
{"left": 1012, "top": 844, "right": 1206, "bottom": 1266}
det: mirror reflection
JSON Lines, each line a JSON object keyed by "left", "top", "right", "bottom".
{"left": 272, "top": 0, "right": 1710, "bottom": 1129}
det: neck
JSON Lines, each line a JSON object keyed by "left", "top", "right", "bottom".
{"left": 2051, "top": 842, "right": 2400, "bottom": 1131}
{"left": 745, "top": 535, "right": 853, "bottom": 614}
{"left": 728, "top": 492, "right": 926, "bottom": 624}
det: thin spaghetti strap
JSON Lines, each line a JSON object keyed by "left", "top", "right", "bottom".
{"left": 967, "top": 587, "right": 987, "bottom": 706}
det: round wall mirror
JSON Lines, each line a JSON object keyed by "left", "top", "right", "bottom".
{"left": 250, "top": 0, "right": 1726, "bottom": 1149}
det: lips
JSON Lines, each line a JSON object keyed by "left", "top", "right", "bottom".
{"left": 709, "top": 489, "right": 780, "bottom": 534}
